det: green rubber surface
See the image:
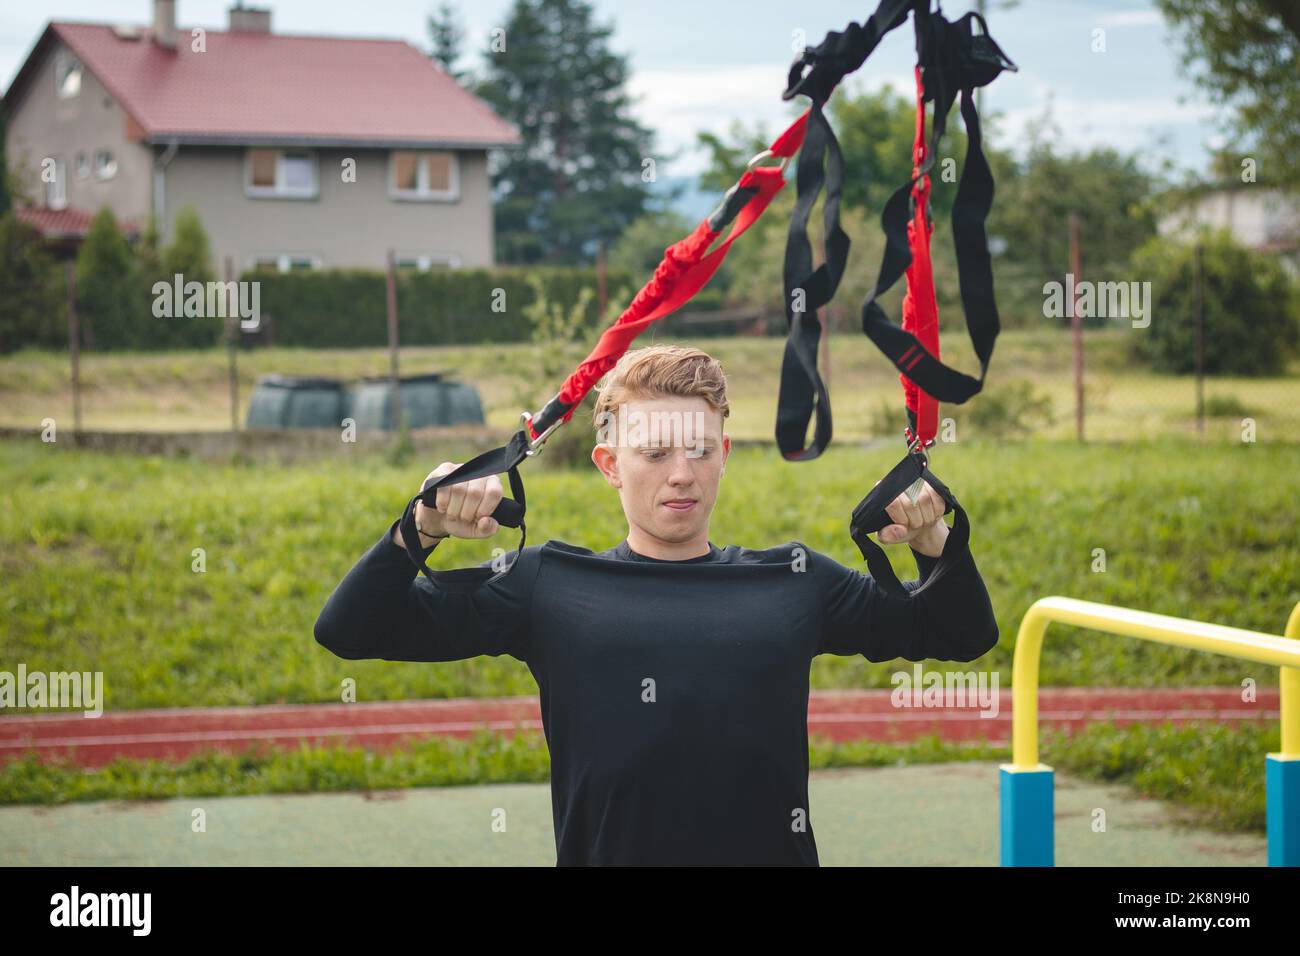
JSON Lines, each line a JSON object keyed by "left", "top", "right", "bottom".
{"left": 0, "top": 762, "right": 1265, "bottom": 866}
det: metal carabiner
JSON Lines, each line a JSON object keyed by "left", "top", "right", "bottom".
{"left": 904, "top": 427, "right": 934, "bottom": 502}
{"left": 520, "top": 410, "right": 563, "bottom": 457}
{"left": 745, "top": 148, "right": 791, "bottom": 175}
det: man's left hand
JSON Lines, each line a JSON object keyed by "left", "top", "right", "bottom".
{"left": 875, "top": 479, "right": 950, "bottom": 557}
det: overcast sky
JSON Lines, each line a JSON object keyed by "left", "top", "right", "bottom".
{"left": 2, "top": 0, "right": 1227, "bottom": 183}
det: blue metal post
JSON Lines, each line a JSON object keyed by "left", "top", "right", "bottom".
{"left": 1000, "top": 764, "right": 1054, "bottom": 866}
{"left": 1266, "top": 754, "right": 1299, "bottom": 866}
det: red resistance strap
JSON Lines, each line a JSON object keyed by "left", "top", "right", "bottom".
{"left": 524, "top": 111, "right": 810, "bottom": 436}
{"left": 899, "top": 64, "right": 940, "bottom": 448}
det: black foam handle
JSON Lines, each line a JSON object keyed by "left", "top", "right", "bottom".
{"left": 490, "top": 497, "right": 524, "bottom": 529}
{"left": 419, "top": 468, "right": 525, "bottom": 530}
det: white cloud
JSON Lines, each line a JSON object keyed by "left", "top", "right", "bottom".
{"left": 1097, "top": 11, "right": 1164, "bottom": 29}
{"left": 626, "top": 64, "right": 915, "bottom": 177}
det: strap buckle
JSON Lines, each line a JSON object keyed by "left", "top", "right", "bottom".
{"left": 903, "top": 428, "right": 935, "bottom": 504}
{"left": 904, "top": 425, "right": 935, "bottom": 464}
{"left": 520, "top": 410, "right": 563, "bottom": 456}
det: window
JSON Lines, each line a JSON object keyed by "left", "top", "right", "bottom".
{"left": 94, "top": 149, "right": 117, "bottom": 180}
{"left": 45, "top": 158, "right": 67, "bottom": 209}
{"left": 394, "top": 253, "right": 461, "bottom": 271}
{"left": 55, "top": 53, "right": 82, "bottom": 98}
{"left": 245, "top": 149, "right": 318, "bottom": 198}
{"left": 75, "top": 152, "right": 89, "bottom": 179}
{"left": 250, "top": 254, "right": 322, "bottom": 273}
{"left": 388, "top": 150, "right": 459, "bottom": 200}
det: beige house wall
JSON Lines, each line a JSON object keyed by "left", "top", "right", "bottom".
{"left": 159, "top": 146, "right": 496, "bottom": 271}
{"left": 4, "top": 38, "right": 153, "bottom": 224}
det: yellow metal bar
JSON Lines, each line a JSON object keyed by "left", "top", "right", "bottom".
{"left": 1282, "top": 602, "right": 1300, "bottom": 758}
{"left": 1011, "top": 596, "right": 1300, "bottom": 769}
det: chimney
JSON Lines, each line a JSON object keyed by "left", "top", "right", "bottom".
{"left": 228, "top": 4, "right": 272, "bottom": 33}
{"left": 153, "top": 0, "right": 177, "bottom": 50}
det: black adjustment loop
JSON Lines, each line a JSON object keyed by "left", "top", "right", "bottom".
{"left": 782, "top": 0, "right": 915, "bottom": 105}
{"left": 775, "top": 100, "right": 844, "bottom": 461}
{"left": 857, "top": 6, "right": 1016, "bottom": 409}
{"left": 708, "top": 184, "right": 760, "bottom": 233}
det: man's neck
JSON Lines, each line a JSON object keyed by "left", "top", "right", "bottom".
{"left": 625, "top": 527, "right": 712, "bottom": 561}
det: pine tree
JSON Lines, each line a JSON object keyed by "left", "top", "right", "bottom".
{"left": 428, "top": 2, "right": 466, "bottom": 82}
{"left": 475, "top": 0, "right": 656, "bottom": 264}
{"left": 158, "top": 206, "right": 221, "bottom": 348}
{"left": 75, "top": 207, "right": 138, "bottom": 350}
{"left": 0, "top": 213, "right": 62, "bottom": 352}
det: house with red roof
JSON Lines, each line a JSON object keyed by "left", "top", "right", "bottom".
{"left": 2, "top": 1, "right": 521, "bottom": 271}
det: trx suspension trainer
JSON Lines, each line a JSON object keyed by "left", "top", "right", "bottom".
{"left": 399, "top": 0, "right": 1015, "bottom": 597}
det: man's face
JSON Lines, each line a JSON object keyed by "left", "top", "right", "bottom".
{"left": 591, "top": 394, "right": 729, "bottom": 547}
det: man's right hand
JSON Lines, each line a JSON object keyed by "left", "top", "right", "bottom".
{"left": 394, "top": 462, "right": 505, "bottom": 549}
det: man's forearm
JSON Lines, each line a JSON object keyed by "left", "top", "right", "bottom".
{"left": 909, "top": 519, "right": 949, "bottom": 558}
{"left": 317, "top": 522, "right": 444, "bottom": 660}
{"left": 901, "top": 542, "right": 998, "bottom": 661}
{"left": 392, "top": 520, "right": 448, "bottom": 550}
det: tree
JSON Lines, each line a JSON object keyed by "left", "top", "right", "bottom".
{"left": 689, "top": 85, "right": 993, "bottom": 322}
{"left": 162, "top": 206, "right": 214, "bottom": 285}
{"left": 1157, "top": 0, "right": 1300, "bottom": 191}
{"left": 474, "top": 0, "right": 656, "bottom": 264}
{"left": 1130, "top": 229, "right": 1299, "bottom": 375}
{"left": 989, "top": 106, "right": 1158, "bottom": 294}
{"left": 0, "top": 213, "right": 62, "bottom": 352}
{"left": 695, "top": 86, "right": 972, "bottom": 227}
{"left": 607, "top": 209, "right": 695, "bottom": 279}
{"left": 75, "top": 207, "right": 138, "bottom": 351}
{"left": 0, "top": 119, "right": 11, "bottom": 217}
{"left": 155, "top": 206, "right": 220, "bottom": 349}
{"left": 428, "top": 2, "right": 467, "bottom": 83}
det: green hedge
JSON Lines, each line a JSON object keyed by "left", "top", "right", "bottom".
{"left": 246, "top": 266, "right": 637, "bottom": 348}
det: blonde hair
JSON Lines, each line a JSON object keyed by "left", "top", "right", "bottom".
{"left": 591, "top": 344, "right": 730, "bottom": 436}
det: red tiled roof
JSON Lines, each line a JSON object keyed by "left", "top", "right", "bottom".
{"left": 14, "top": 22, "right": 521, "bottom": 149}
{"left": 15, "top": 205, "right": 140, "bottom": 239}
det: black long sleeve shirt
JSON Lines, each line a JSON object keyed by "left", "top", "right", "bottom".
{"left": 313, "top": 518, "right": 999, "bottom": 866}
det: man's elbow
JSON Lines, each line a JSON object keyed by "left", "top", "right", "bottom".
{"left": 955, "top": 614, "right": 1000, "bottom": 662}
{"left": 313, "top": 614, "right": 368, "bottom": 660}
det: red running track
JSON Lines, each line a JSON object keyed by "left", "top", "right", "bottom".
{"left": 0, "top": 688, "right": 1280, "bottom": 769}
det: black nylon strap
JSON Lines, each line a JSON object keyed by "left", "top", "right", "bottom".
{"left": 782, "top": 0, "right": 915, "bottom": 106}
{"left": 776, "top": 0, "right": 1013, "bottom": 598}
{"left": 773, "top": 0, "right": 916, "bottom": 462}
{"left": 858, "top": 12, "right": 1014, "bottom": 406}
{"left": 775, "top": 100, "right": 842, "bottom": 460}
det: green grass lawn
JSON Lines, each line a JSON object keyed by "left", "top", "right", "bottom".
{"left": 2, "top": 434, "right": 1295, "bottom": 831}
{"left": 2, "top": 436, "right": 1296, "bottom": 711}
{"left": 3, "top": 328, "right": 1298, "bottom": 440}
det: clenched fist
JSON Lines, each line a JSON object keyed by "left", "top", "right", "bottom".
{"left": 874, "top": 478, "right": 950, "bottom": 557}
{"left": 392, "top": 462, "right": 504, "bottom": 549}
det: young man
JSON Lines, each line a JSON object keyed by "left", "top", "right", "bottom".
{"left": 314, "top": 344, "right": 999, "bottom": 866}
